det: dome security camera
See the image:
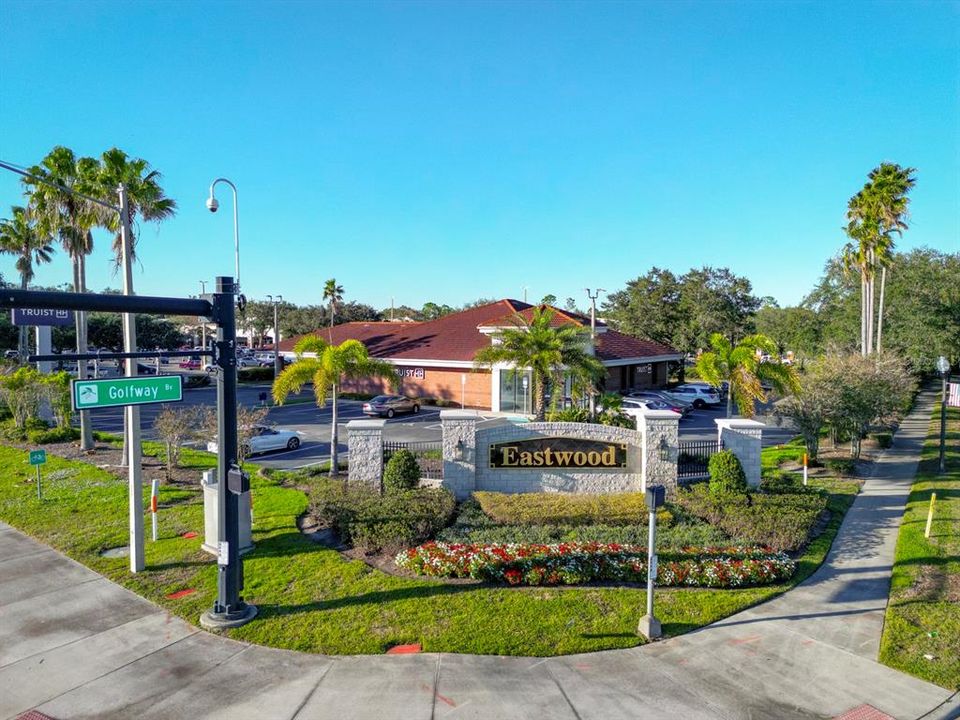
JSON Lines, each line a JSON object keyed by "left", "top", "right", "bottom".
{"left": 206, "top": 196, "right": 219, "bottom": 213}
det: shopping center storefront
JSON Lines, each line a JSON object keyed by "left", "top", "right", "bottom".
{"left": 278, "top": 300, "right": 683, "bottom": 412}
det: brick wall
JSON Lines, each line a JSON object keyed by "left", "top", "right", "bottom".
{"left": 341, "top": 366, "right": 491, "bottom": 409}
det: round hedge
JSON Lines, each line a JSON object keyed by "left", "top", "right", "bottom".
{"left": 383, "top": 448, "right": 421, "bottom": 494}
{"left": 708, "top": 449, "right": 747, "bottom": 496}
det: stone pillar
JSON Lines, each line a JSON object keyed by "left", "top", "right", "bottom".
{"left": 441, "top": 410, "right": 478, "bottom": 500}
{"left": 346, "top": 419, "right": 386, "bottom": 490}
{"left": 636, "top": 409, "right": 681, "bottom": 495}
{"left": 715, "top": 419, "right": 765, "bottom": 488}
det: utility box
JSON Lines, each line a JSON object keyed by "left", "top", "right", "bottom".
{"left": 645, "top": 484, "right": 666, "bottom": 510}
{"left": 201, "top": 470, "right": 254, "bottom": 556}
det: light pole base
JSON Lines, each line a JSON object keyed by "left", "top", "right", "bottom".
{"left": 638, "top": 614, "right": 662, "bottom": 640}
{"left": 200, "top": 603, "right": 258, "bottom": 630}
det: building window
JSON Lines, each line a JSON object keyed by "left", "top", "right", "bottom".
{"left": 499, "top": 369, "right": 531, "bottom": 413}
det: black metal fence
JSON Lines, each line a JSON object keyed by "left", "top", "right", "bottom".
{"left": 677, "top": 439, "right": 723, "bottom": 481}
{"left": 383, "top": 440, "right": 443, "bottom": 480}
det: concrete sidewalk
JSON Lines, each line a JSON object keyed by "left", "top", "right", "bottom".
{"left": 1, "top": 393, "right": 956, "bottom": 720}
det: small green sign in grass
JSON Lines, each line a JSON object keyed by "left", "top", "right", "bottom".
{"left": 29, "top": 449, "right": 46, "bottom": 465}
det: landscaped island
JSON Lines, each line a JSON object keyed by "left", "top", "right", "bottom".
{"left": 0, "top": 434, "right": 859, "bottom": 656}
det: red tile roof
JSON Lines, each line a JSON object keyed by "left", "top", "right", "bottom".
{"left": 595, "top": 330, "right": 679, "bottom": 361}
{"left": 279, "top": 300, "right": 679, "bottom": 364}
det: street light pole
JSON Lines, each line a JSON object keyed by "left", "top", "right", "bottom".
{"left": 267, "top": 294, "right": 283, "bottom": 379}
{"left": 118, "top": 184, "right": 145, "bottom": 573}
{"left": 585, "top": 288, "right": 605, "bottom": 418}
{"left": 937, "top": 356, "right": 950, "bottom": 474}
{"left": 207, "top": 179, "right": 240, "bottom": 292}
{"left": 199, "top": 280, "right": 208, "bottom": 350}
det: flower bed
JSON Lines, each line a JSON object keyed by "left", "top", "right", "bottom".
{"left": 396, "top": 541, "right": 795, "bottom": 588}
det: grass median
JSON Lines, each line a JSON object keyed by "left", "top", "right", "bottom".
{"left": 880, "top": 406, "right": 959, "bottom": 689}
{"left": 0, "top": 440, "right": 856, "bottom": 656}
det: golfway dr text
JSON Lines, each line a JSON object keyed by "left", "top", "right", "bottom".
{"left": 109, "top": 386, "right": 160, "bottom": 400}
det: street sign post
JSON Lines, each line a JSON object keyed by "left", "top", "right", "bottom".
{"left": 71, "top": 376, "right": 183, "bottom": 411}
{"left": 29, "top": 449, "right": 46, "bottom": 500}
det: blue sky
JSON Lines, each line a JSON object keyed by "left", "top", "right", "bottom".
{"left": 1, "top": 0, "right": 957, "bottom": 313}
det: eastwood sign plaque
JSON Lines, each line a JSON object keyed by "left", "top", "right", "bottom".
{"left": 489, "top": 437, "right": 628, "bottom": 469}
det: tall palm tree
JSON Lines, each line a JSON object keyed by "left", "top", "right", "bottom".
{"left": 844, "top": 163, "right": 916, "bottom": 355}
{"left": 322, "top": 279, "right": 344, "bottom": 339}
{"left": 474, "top": 306, "right": 605, "bottom": 420}
{"left": 272, "top": 336, "right": 396, "bottom": 478}
{"left": 695, "top": 332, "right": 799, "bottom": 418}
{"left": 24, "top": 147, "right": 100, "bottom": 448}
{"left": 0, "top": 207, "right": 54, "bottom": 358}
{"left": 87, "top": 147, "right": 177, "bottom": 267}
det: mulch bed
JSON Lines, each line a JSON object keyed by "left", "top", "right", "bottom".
{"left": 3, "top": 436, "right": 204, "bottom": 488}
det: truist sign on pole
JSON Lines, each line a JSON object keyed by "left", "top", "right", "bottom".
{"left": 11, "top": 308, "right": 74, "bottom": 326}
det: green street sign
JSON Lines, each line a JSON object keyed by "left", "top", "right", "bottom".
{"left": 72, "top": 375, "right": 183, "bottom": 410}
{"left": 29, "top": 449, "right": 46, "bottom": 465}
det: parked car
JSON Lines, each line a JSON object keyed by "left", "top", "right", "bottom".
{"left": 362, "top": 395, "right": 420, "bottom": 418}
{"left": 621, "top": 398, "right": 688, "bottom": 416}
{"left": 3, "top": 350, "right": 18, "bottom": 359}
{"left": 237, "top": 357, "right": 259, "bottom": 368}
{"left": 179, "top": 358, "right": 201, "bottom": 370}
{"left": 625, "top": 390, "right": 693, "bottom": 413}
{"left": 207, "top": 425, "right": 302, "bottom": 456}
{"left": 663, "top": 384, "right": 722, "bottom": 409}
{"left": 136, "top": 363, "right": 158, "bottom": 375}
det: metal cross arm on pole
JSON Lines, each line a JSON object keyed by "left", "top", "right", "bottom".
{"left": 29, "top": 350, "right": 214, "bottom": 362}
{"left": 0, "top": 289, "right": 213, "bottom": 318}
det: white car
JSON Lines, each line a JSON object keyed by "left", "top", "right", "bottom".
{"left": 207, "top": 425, "right": 302, "bottom": 456}
{"left": 663, "top": 384, "right": 723, "bottom": 409}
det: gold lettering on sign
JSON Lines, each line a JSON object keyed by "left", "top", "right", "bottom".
{"left": 489, "top": 438, "right": 628, "bottom": 469}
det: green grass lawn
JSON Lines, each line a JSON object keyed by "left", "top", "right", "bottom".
{"left": 0, "top": 440, "right": 856, "bottom": 656}
{"left": 880, "top": 406, "right": 960, "bottom": 689}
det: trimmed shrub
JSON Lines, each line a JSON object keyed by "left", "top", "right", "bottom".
{"left": 824, "top": 458, "right": 856, "bottom": 476}
{"left": 27, "top": 426, "right": 81, "bottom": 444}
{"left": 183, "top": 374, "right": 211, "bottom": 389}
{"left": 311, "top": 480, "right": 454, "bottom": 553}
{"left": 677, "top": 484, "right": 827, "bottom": 552}
{"left": 237, "top": 367, "right": 274, "bottom": 383}
{"left": 383, "top": 449, "right": 421, "bottom": 494}
{"left": 873, "top": 432, "right": 893, "bottom": 449}
{"left": 708, "top": 450, "right": 748, "bottom": 496}
{"left": 437, "top": 500, "right": 726, "bottom": 548}
{"left": 474, "top": 491, "right": 673, "bottom": 527}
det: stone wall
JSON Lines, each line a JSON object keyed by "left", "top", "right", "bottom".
{"left": 346, "top": 419, "right": 386, "bottom": 490}
{"left": 441, "top": 411, "right": 480, "bottom": 499}
{"left": 715, "top": 419, "right": 764, "bottom": 488}
{"left": 473, "top": 421, "right": 643, "bottom": 496}
{"left": 634, "top": 409, "right": 680, "bottom": 495}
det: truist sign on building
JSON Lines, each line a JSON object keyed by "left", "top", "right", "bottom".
{"left": 489, "top": 437, "right": 628, "bottom": 469}
{"left": 11, "top": 308, "right": 74, "bottom": 326}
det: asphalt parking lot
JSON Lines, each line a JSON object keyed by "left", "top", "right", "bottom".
{"left": 86, "top": 369, "right": 796, "bottom": 471}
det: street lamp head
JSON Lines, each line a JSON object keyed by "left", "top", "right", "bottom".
{"left": 206, "top": 195, "right": 219, "bottom": 213}
{"left": 936, "top": 356, "right": 950, "bottom": 375}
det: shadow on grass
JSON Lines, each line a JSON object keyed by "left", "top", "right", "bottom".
{"left": 260, "top": 582, "right": 476, "bottom": 618}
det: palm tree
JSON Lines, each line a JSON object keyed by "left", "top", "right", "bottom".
{"left": 23, "top": 147, "right": 100, "bottom": 448}
{"left": 695, "top": 332, "right": 799, "bottom": 418}
{"left": 474, "top": 306, "right": 605, "bottom": 420}
{"left": 0, "top": 207, "right": 54, "bottom": 358}
{"left": 272, "top": 336, "right": 397, "bottom": 478}
{"left": 322, "top": 279, "right": 344, "bottom": 339}
{"left": 844, "top": 163, "right": 916, "bottom": 355}
{"left": 87, "top": 147, "right": 177, "bottom": 267}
